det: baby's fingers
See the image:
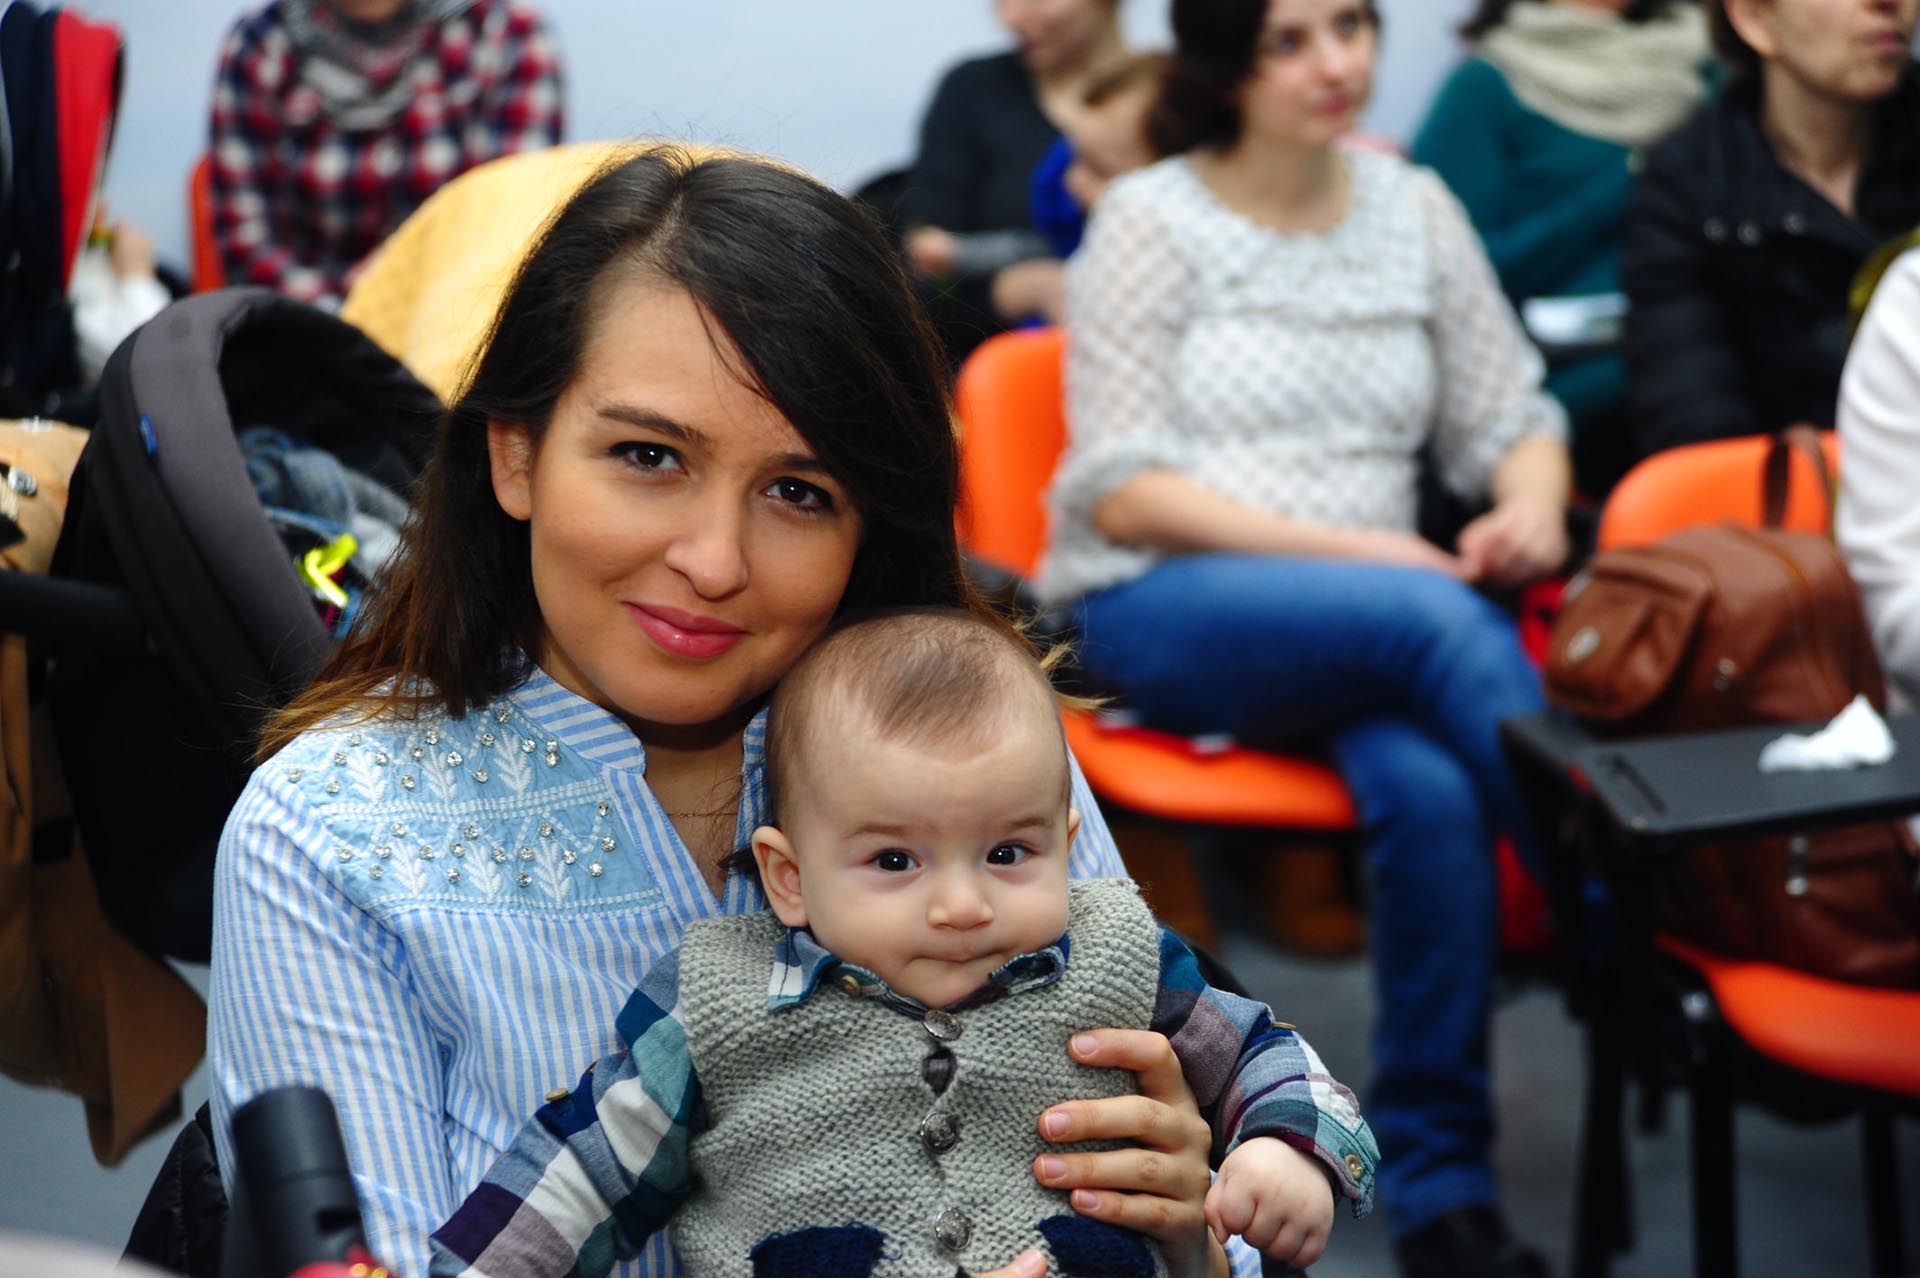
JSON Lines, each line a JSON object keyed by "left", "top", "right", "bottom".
{"left": 1203, "top": 1172, "right": 1257, "bottom": 1239}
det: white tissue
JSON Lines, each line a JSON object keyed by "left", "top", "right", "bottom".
{"left": 1757, "top": 695, "right": 1897, "bottom": 772}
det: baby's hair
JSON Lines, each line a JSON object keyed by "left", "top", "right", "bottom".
{"left": 1083, "top": 51, "right": 1170, "bottom": 110}
{"left": 765, "top": 606, "right": 1069, "bottom": 824}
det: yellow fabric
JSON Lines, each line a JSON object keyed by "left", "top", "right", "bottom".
{"left": 341, "top": 140, "right": 732, "bottom": 404}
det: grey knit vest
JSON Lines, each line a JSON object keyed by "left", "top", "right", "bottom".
{"left": 670, "top": 878, "right": 1169, "bottom": 1277}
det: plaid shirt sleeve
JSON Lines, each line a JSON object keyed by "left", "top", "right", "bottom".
{"left": 476, "top": 2, "right": 565, "bottom": 164}
{"left": 428, "top": 951, "right": 702, "bottom": 1278}
{"left": 1152, "top": 929, "right": 1379, "bottom": 1219}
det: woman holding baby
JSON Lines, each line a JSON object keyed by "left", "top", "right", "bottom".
{"left": 205, "top": 146, "right": 1367, "bottom": 1278}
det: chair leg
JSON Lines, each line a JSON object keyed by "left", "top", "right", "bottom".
{"left": 1573, "top": 1015, "right": 1629, "bottom": 1278}
{"left": 1861, "top": 1112, "right": 1908, "bottom": 1278}
{"left": 1687, "top": 1067, "right": 1738, "bottom": 1278}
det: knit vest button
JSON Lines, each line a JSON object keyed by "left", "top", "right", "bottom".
{"left": 933, "top": 1207, "right": 973, "bottom": 1252}
{"left": 922, "top": 1008, "right": 962, "bottom": 1041}
{"left": 919, "top": 1108, "right": 960, "bottom": 1153}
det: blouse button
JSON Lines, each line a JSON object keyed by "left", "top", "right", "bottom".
{"left": 1737, "top": 221, "right": 1763, "bottom": 247}
{"left": 922, "top": 1008, "right": 962, "bottom": 1041}
{"left": 1703, "top": 217, "right": 1728, "bottom": 242}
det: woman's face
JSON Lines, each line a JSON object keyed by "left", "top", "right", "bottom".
{"left": 1235, "top": 0, "right": 1377, "bottom": 151}
{"left": 488, "top": 276, "right": 863, "bottom": 739}
{"left": 997, "top": 0, "right": 1118, "bottom": 75}
{"left": 1730, "top": 0, "right": 1917, "bottom": 102}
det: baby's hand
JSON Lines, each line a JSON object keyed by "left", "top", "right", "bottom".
{"left": 1203, "top": 1136, "right": 1334, "bottom": 1267}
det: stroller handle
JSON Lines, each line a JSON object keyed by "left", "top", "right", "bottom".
{"left": 0, "top": 572, "right": 146, "bottom": 652}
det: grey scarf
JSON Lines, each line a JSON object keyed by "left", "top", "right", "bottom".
{"left": 281, "top": 0, "right": 481, "bottom": 129}
{"left": 1480, "top": 2, "right": 1710, "bottom": 150}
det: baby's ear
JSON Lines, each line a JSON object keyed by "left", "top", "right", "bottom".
{"left": 752, "top": 825, "right": 808, "bottom": 928}
{"left": 1066, "top": 807, "right": 1082, "bottom": 845}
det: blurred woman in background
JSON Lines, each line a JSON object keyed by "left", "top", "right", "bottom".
{"left": 1413, "top": 0, "right": 1710, "bottom": 495}
{"left": 1621, "top": 0, "right": 1920, "bottom": 461}
{"left": 1040, "top": 1, "right": 1571, "bottom": 1274}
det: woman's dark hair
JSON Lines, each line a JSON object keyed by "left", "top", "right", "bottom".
{"left": 1704, "top": 1, "right": 1759, "bottom": 79}
{"left": 1148, "top": 0, "right": 1380, "bottom": 156}
{"left": 1459, "top": 0, "right": 1686, "bottom": 41}
{"left": 262, "top": 147, "right": 979, "bottom": 756}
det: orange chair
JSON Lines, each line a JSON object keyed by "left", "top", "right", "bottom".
{"left": 188, "top": 155, "right": 223, "bottom": 293}
{"left": 1523, "top": 432, "right": 1920, "bottom": 1278}
{"left": 953, "top": 328, "right": 1357, "bottom": 846}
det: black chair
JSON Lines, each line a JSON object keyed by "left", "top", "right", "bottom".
{"left": 1502, "top": 709, "right": 1920, "bottom": 1278}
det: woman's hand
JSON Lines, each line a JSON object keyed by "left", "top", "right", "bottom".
{"left": 991, "top": 258, "right": 1068, "bottom": 325}
{"left": 1455, "top": 495, "right": 1568, "bottom": 586}
{"left": 1342, "top": 527, "right": 1474, "bottom": 579}
{"left": 1032, "top": 1030, "right": 1228, "bottom": 1278}
{"left": 978, "top": 1250, "right": 1050, "bottom": 1277}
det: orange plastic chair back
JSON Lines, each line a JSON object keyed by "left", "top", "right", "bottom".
{"left": 1597, "top": 432, "right": 1840, "bottom": 550}
{"left": 953, "top": 328, "right": 1069, "bottom": 578}
{"left": 188, "top": 155, "right": 223, "bottom": 294}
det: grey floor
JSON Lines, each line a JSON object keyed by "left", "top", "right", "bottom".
{"left": 2, "top": 863, "right": 1916, "bottom": 1277}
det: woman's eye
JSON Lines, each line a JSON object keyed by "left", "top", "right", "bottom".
{"left": 616, "top": 441, "right": 683, "bottom": 472}
{"left": 1334, "top": 11, "right": 1361, "bottom": 36}
{"left": 1262, "top": 29, "right": 1299, "bottom": 55}
{"left": 875, "top": 849, "right": 916, "bottom": 873}
{"left": 986, "top": 843, "right": 1030, "bottom": 866}
{"left": 767, "top": 477, "right": 834, "bottom": 512}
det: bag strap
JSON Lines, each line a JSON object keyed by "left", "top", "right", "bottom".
{"left": 1760, "top": 426, "right": 1835, "bottom": 534}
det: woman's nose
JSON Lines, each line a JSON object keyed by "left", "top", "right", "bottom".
{"left": 662, "top": 498, "right": 750, "bottom": 599}
{"left": 1313, "top": 37, "right": 1356, "bottom": 82}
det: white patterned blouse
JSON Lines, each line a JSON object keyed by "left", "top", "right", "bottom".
{"left": 1037, "top": 150, "right": 1568, "bottom": 605}
{"left": 206, "top": 666, "right": 1148, "bottom": 1278}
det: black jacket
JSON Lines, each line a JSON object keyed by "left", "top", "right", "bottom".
{"left": 1620, "top": 67, "right": 1920, "bottom": 459}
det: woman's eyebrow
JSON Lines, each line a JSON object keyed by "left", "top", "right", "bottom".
{"left": 596, "top": 402, "right": 832, "bottom": 476}
{"left": 596, "top": 401, "right": 707, "bottom": 444}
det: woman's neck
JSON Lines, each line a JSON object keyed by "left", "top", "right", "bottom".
{"left": 1196, "top": 137, "right": 1349, "bottom": 234}
{"left": 1759, "top": 67, "right": 1876, "bottom": 217}
{"left": 642, "top": 720, "right": 750, "bottom": 895}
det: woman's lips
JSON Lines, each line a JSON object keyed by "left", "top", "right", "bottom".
{"left": 626, "top": 603, "right": 748, "bottom": 659}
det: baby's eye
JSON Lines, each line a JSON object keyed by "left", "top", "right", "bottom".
{"left": 874, "top": 849, "right": 916, "bottom": 873}
{"left": 986, "top": 843, "right": 1031, "bottom": 866}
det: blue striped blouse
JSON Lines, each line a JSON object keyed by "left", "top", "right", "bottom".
{"left": 207, "top": 667, "right": 1255, "bottom": 1278}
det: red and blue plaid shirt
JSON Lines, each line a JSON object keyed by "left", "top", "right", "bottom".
{"left": 208, "top": 0, "right": 563, "bottom": 305}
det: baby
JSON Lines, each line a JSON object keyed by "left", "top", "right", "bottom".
{"left": 906, "top": 52, "right": 1164, "bottom": 282}
{"left": 430, "top": 608, "right": 1376, "bottom": 1278}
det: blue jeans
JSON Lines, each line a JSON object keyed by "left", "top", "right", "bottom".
{"left": 1075, "top": 554, "right": 1547, "bottom": 1237}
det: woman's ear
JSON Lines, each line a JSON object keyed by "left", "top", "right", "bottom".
{"left": 1720, "top": 0, "right": 1777, "bottom": 61}
{"left": 487, "top": 419, "right": 535, "bottom": 522}
{"left": 752, "top": 825, "right": 809, "bottom": 928}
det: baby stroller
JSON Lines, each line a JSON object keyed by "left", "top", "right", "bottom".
{"left": 17, "top": 286, "right": 440, "bottom": 961}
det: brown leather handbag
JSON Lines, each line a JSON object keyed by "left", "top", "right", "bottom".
{"left": 1545, "top": 432, "right": 1920, "bottom": 987}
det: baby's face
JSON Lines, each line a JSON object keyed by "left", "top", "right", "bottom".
{"left": 769, "top": 704, "right": 1077, "bottom": 1008}
{"left": 1062, "top": 97, "right": 1155, "bottom": 209}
